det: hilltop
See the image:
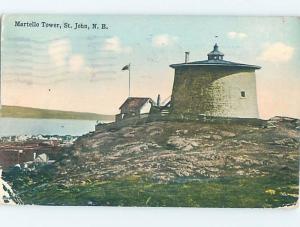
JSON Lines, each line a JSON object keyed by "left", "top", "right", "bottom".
{"left": 3, "top": 116, "right": 300, "bottom": 207}
{"left": 0, "top": 105, "right": 114, "bottom": 121}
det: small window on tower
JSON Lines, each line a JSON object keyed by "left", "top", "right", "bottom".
{"left": 241, "top": 91, "right": 246, "bottom": 98}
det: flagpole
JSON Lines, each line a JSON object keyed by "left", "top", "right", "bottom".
{"left": 128, "top": 64, "right": 131, "bottom": 97}
{"left": 122, "top": 63, "right": 131, "bottom": 97}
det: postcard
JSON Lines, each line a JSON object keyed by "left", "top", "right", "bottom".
{"left": 0, "top": 15, "right": 299, "bottom": 207}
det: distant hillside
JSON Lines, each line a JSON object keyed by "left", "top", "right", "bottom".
{"left": 0, "top": 105, "right": 114, "bottom": 121}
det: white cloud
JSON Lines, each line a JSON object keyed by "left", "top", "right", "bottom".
{"left": 227, "top": 32, "right": 248, "bottom": 39}
{"left": 152, "top": 34, "right": 178, "bottom": 47}
{"left": 68, "top": 54, "right": 85, "bottom": 73}
{"left": 102, "top": 36, "right": 132, "bottom": 53}
{"left": 48, "top": 39, "right": 71, "bottom": 66}
{"left": 258, "top": 42, "right": 294, "bottom": 63}
{"left": 48, "top": 39, "right": 91, "bottom": 78}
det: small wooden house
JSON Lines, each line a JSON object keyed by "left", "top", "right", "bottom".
{"left": 116, "top": 97, "right": 153, "bottom": 121}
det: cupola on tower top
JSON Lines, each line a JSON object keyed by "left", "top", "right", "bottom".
{"left": 207, "top": 43, "right": 224, "bottom": 60}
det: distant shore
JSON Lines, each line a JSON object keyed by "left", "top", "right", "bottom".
{"left": 0, "top": 105, "right": 114, "bottom": 121}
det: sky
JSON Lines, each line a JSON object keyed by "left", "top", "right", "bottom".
{"left": 1, "top": 15, "right": 300, "bottom": 119}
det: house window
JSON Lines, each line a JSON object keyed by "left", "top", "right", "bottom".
{"left": 241, "top": 91, "right": 246, "bottom": 98}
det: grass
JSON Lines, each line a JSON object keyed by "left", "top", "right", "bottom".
{"left": 5, "top": 167, "right": 298, "bottom": 207}
{"left": 0, "top": 105, "right": 114, "bottom": 121}
{"left": 2, "top": 117, "right": 298, "bottom": 207}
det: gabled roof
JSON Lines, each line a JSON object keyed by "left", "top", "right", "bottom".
{"left": 119, "top": 97, "right": 153, "bottom": 112}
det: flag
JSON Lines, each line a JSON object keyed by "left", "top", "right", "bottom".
{"left": 122, "top": 64, "right": 130, "bottom": 71}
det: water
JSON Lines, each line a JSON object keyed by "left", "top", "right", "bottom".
{"left": 0, "top": 117, "right": 109, "bottom": 136}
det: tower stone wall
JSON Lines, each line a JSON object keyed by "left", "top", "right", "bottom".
{"left": 171, "top": 66, "right": 259, "bottom": 118}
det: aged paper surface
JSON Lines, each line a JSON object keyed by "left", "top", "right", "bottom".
{"left": 0, "top": 15, "right": 299, "bottom": 207}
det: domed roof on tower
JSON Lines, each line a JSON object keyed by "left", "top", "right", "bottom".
{"left": 207, "top": 43, "right": 224, "bottom": 60}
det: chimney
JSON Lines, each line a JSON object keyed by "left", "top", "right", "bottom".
{"left": 185, "top": 52, "right": 190, "bottom": 63}
{"left": 157, "top": 94, "right": 161, "bottom": 107}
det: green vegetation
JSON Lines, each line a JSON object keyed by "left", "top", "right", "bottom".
{"left": 4, "top": 167, "right": 298, "bottom": 207}
{"left": 0, "top": 105, "right": 114, "bottom": 121}
{"left": 2, "top": 117, "right": 298, "bottom": 207}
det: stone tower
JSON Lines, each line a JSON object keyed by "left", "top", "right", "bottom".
{"left": 169, "top": 44, "right": 261, "bottom": 118}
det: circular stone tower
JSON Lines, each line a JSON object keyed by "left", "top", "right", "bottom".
{"left": 169, "top": 44, "right": 261, "bottom": 118}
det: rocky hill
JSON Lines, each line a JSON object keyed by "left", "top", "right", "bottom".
{"left": 3, "top": 116, "right": 300, "bottom": 207}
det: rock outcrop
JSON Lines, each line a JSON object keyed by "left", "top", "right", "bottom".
{"left": 3, "top": 116, "right": 299, "bottom": 207}
{"left": 0, "top": 168, "right": 21, "bottom": 205}
{"left": 56, "top": 116, "right": 299, "bottom": 183}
